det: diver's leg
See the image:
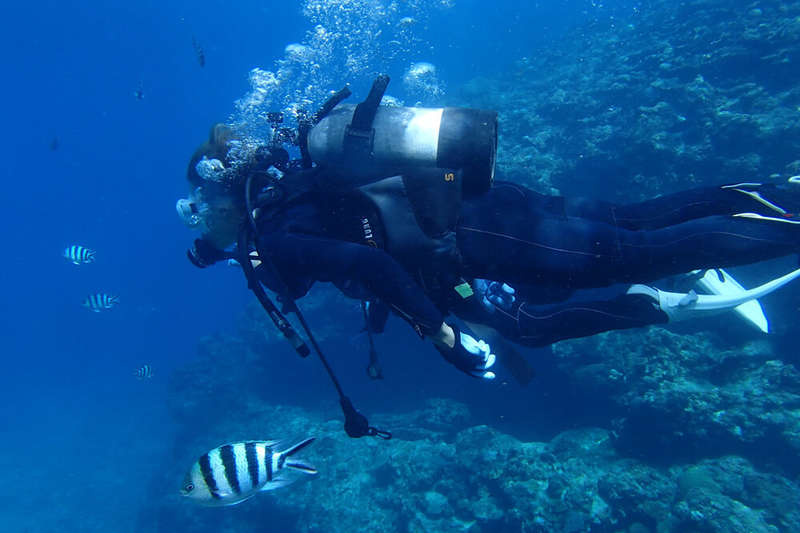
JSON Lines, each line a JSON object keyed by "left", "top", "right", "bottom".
{"left": 476, "top": 294, "right": 666, "bottom": 348}
{"left": 458, "top": 268, "right": 800, "bottom": 346}
{"left": 608, "top": 215, "right": 800, "bottom": 284}
{"left": 459, "top": 188, "right": 800, "bottom": 288}
{"left": 563, "top": 188, "right": 724, "bottom": 228}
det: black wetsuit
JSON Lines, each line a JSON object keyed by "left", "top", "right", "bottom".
{"left": 449, "top": 180, "right": 800, "bottom": 346}
{"left": 256, "top": 188, "right": 447, "bottom": 336}
{"left": 459, "top": 181, "right": 800, "bottom": 285}
{"left": 257, "top": 178, "right": 800, "bottom": 343}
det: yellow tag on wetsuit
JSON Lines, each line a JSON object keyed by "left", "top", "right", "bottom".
{"left": 454, "top": 282, "right": 474, "bottom": 299}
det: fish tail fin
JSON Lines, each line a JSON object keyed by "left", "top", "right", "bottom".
{"left": 285, "top": 461, "right": 318, "bottom": 475}
{"left": 277, "top": 437, "right": 315, "bottom": 474}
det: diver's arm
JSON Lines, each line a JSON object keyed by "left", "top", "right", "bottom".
{"left": 261, "top": 232, "right": 496, "bottom": 378}
{"left": 259, "top": 232, "right": 445, "bottom": 336}
{"left": 362, "top": 300, "right": 456, "bottom": 347}
{"left": 432, "top": 322, "right": 456, "bottom": 348}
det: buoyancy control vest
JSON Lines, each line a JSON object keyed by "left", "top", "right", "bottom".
{"left": 352, "top": 168, "right": 470, "bottom": 308}
{"left": 357, "top": 170, "right": 461, "bottom": 266}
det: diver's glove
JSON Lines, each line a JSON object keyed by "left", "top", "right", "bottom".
{"left": 187, "top": 238, "right": 228, "bottom": 268}
{"left": 474, "top": 279, "right": 516, "bottom": 313}
{"left": 435, "top": 325, "right": 496, "bottom": 380}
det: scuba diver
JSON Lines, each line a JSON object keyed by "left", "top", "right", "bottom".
{"left": 178, "top": 76, "right": 800, "bottom": 385}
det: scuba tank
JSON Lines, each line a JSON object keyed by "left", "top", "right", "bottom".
{"left": 306, "top": 76, "right": 497, "bottom": 196}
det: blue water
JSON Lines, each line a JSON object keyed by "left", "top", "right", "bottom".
{"left": 5, "top": 0, "right": 796, "bottom": 531}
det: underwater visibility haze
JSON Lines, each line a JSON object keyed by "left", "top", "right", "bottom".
{"left": 4, "top": 0, "right": 800, "bottom": 531}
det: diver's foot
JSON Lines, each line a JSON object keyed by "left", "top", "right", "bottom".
{"left": 627, "top": 284, "right": 740, "bottom": 323}
{"left": 626, "top": 284, "right": 704, "bottom": 322}
{"left": 732, "top": 211, "right": 800, "bottom": 225}
{"left": 629, "top": 265, "right": 800, "bottom": 323}
{"left": 723, "top": 177, "right": 800, "bottom": 223}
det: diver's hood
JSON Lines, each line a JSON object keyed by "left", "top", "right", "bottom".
{"left": 186, "top": 123, "right": 237, "bottom": 188}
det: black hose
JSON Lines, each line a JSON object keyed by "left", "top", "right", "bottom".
{"left": 361, "top": 301, "right": 384, "bottom": 380}
{"left": 239, "top": 173, "right": 390, "bottom": 439}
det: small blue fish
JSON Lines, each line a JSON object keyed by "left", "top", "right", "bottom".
{"left": 64, "top": 245, "right": 96, "bottom": 265}
{"left": 134, "top": 364, "right": 153, "bottom": 380}
{"left": 83, "top": 293, "right": 119, "bottom": 312}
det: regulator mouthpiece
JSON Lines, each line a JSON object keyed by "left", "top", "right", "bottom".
{"left": 176, "top": 198, "right": 202, "bottom": 228}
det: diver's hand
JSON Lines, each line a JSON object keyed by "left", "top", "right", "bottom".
{"left": 434, "top": 325, "right": 496, "bottom": 380}
{"left": 226, "top": 251, "right": 261, "bottom": 269}
{"left": 187, "top": 238, "right": 228, "bottom": 268}
{"left": 474, "top": 279, "right": 516, "bottom": 312}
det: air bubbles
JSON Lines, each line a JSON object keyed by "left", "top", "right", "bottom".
{"left": 232, "top": 0, "right": 455, "bottom": 141}
{"left": 403, "top": 62, "right": 444, "bottom": 103}
{"left": 284, "top": 43, "right": 312, "bottom": 63}
{"left": 407, "top": 61, "right": 436, "bottom": 77}
{"left": 381, "top": 94, "right": 404, "bottom": 107}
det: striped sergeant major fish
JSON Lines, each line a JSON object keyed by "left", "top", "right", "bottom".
{"left": 63, "top": 245, "right": 96, "bottom": 265}
{"left": 181, "top": 438, "right": 316, "bottom": 506}
{"left": 83, "top": 293, "right": 119, "bottom": 312}
{"left": 134, "top": 365, "right": 153, "bottom": 380}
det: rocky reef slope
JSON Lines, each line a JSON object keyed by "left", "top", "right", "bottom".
{"left": 148, "top": 292, "right": 800, "bottom": 533}
{"left": 150, "top": 395, "right": 799, "bottom": 533}
{"left": 459, "top": 0, "right": 800, "bottom": 199}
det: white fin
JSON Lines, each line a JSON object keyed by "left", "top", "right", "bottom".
{"left": 692, "top": 268, "right": 770, "bottom": 333}
{"left": 216, "top": 493, "right": 257, "bottom": 506}
{"left": 733, "top": 212, "right": 800, "bottom": 225}
{"left": 648, "top": 267, "right": 800, "bottom": 323}
{"left": 258, "top": 477, "right": 298, "bottom": 491}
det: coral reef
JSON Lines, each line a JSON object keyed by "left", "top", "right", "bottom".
{"left": 553, "top": 328, "right": 800, "bottom": 472}
{"left": 159, "top": 281, "right": 800, "bottom": 533}
{"left": 456, "top": 0, "right": 800, "bottom": 199}
{"left": 159, "top": 309, "right": 800, "bottom": 532}
{"left": 149, "top": 397, "right": 800, "bottom": 533}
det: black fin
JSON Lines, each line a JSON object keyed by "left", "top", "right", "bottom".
{"left": 282, "top": 437, "right": 315, "bottom": 457}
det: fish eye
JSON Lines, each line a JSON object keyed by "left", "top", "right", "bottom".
{"left": 184, "top": 483, "right": 194, "bottom": 493}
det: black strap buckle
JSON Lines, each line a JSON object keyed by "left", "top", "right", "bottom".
{"left": 341, "top": 396, "right": 391, "bottom": 440}
{"left": 343, "top": 75, "right": 390, "bottom": 159}
{"left": 343, "top": 124, "right": 375, "bottom": 158}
